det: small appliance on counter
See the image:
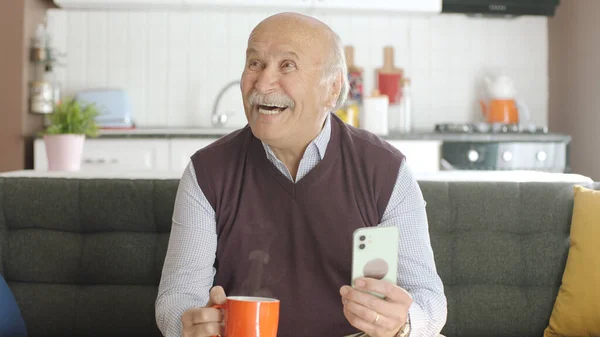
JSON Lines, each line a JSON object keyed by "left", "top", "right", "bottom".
{"left": 479, "top": 75, "right": 530, "bottom": 125}
{"left": 434, "top": 122, "right": 570, "bottom": 173}
{"left": 74, "top": 89, "right": 135, "bottom": 129}
{"left": 434, "top": 73, "right": 570, "bottom": 172}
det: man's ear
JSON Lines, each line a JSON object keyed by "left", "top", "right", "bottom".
{"left": 327, "top": 72, "right": 342, "bottom": 109}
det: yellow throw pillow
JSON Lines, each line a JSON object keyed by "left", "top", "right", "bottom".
{"left": 544, "top": 185, "right": 600, "bottom": 337}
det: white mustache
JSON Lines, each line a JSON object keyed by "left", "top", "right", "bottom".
{"left": 248, "top": 90, "right": 295, "bottom": 109}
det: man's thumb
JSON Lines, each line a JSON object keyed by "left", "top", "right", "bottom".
{"left": 207, "top": 286, "right": 227, "bottom": 307}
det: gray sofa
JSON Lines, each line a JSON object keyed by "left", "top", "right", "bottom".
{"left": 0, "top": 176, "right": 588, "bottom": 337}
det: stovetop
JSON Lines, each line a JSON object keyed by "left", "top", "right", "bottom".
{"left": 435, "top": 123, "right": 549, "bottom": 134}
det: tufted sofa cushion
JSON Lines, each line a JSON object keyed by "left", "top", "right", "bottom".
{"left": 419, "top": 181, "right": 574, "bottom": 337}
{"left": 0, "top": 178, "right": 176, "bottom": 337}
{"left": 0, "top": 177, "right": 583, "bottom": 337}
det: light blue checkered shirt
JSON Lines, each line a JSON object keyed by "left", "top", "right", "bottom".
{"left": 156, "top": 113, "right": 447, "bottom": 337}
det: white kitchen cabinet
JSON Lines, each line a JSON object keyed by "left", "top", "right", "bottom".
{"left": 312, "top": 0, "right": 441, "bottom": 13}
{"left": 33, "top": 137, "right": 440, "bottom": 174}
{"left": 386, "top": 140, "right": 441, "bottom": 173}
{"left": 169, "top": 138, "right": 219, "bottom": 175}
{"left": 183, "top": 0, "right": 312, "bottom": 9}
{"left": 34, "top": 138, "right": 170, "bottom": 171}
{"left": 53, "top": 0, "right": 183, "bottom": 9}
{"left": 54, "top": 0, "right": 440, "bottom": 12}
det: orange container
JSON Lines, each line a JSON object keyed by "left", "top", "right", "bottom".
{"left": 212, "top": 296, "right": 280, "bottom": 337}
{"left": 480, "top": 99, "right": 519, "bottom": 124}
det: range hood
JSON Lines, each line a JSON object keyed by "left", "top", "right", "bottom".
{"left": 442, "top": 0, "right": 560, "bottom": 16}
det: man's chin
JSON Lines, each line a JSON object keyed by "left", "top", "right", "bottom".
{"left": 249, "top": 123, "right": 285, "bottom": 144}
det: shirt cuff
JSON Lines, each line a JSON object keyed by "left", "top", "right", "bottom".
{"left": 406, "top": 300, "right": 427, "bottom": 337}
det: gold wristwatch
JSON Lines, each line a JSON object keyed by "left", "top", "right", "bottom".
{"left": 396, "top": 315, "right": 411, "bottom": 337}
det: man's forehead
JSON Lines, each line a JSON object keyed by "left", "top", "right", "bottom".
{"left": 246, "top": 44, "right": 301, "bottom": 57}
{"left": 246, "top": 32, "right": 320, "bottom": 57}
{"left": 246, "top": 32, "right": 311, "bottom": 56}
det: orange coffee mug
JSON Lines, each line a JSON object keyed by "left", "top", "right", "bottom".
{"left": 212, "top": 296, "right": 280, "bottom": 337}
{"left": 480, "top": 99, "right": 519, "bottom": 124}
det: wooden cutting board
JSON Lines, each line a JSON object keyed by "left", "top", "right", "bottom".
{"left": 376, "top": 46, "right": 403, "bottom": 104}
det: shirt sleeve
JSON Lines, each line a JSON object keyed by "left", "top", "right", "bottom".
{"left": 379, "top": 159, "right": 448, "bottom": 337}
{"left": 155, "top": 161, "right": 218, "bottom": 337}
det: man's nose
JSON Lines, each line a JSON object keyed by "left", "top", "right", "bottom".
{"left": 254, "top": 66, "right": 280, "bottom": 94}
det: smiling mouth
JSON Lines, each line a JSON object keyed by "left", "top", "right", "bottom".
{"left": 257, "top": 104, "right": 288, "bottom": 115}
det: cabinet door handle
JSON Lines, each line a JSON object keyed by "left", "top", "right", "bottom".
{"left": 83, "top": 158, "right": 111, "bottom": 164}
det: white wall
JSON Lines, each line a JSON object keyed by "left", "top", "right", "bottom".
{"left": 46, "top": 8, "right": 549, "bottom": 130}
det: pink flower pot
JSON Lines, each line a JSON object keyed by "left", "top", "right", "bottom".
{"left": 43, "top": 134, "right": 85, "bottom": 171}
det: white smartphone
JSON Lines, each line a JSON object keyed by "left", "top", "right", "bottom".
{"left": 351, "top": 226, "right": 399, "bottom": 298}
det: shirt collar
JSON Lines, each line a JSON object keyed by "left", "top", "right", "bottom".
{"left": 261, "top": 112, "right": 331, "bottom": 161}
{"left": 312, "top": 112, "right": 332, "bottom": 160}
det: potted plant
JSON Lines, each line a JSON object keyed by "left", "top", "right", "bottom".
{"left": 40, "top": 98, "right": 99, "bottom": 171}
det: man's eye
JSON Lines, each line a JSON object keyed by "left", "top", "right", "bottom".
{"left": 248, "top": 60, "right": 262, "bottom": 70}
{"left": 281, "top": 61, "right": 296, "bottom": 70}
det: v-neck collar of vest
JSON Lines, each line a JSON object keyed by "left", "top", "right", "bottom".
{"left": 251, "top": 115, "right": 342, "bottom": 199}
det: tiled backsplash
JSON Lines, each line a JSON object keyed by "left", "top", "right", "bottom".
{"left": 46, "top": 8, "right": 548, "bottom": 129}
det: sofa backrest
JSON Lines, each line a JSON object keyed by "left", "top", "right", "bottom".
{"left": 419, "top": 180, "right": 574, "bottom": 337}
{"left": 0, "top": 177, "right": 580, "bottom": 337}
{"left": 0, "top": 178, "right": 176, "bottom": 337}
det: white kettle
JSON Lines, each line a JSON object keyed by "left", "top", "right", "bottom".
{"left": 484, "top": 75, "right": 517, "bottom": 99}
{"left": 480, "top": 75, "right": 530, "bottom": 124}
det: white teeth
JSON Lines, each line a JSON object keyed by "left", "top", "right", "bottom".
{"left": 258, "top": 108, "right": 282, "bottom": 115}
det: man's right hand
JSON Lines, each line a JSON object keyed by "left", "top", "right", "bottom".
{"left": 181, "top": 286, "right": 227, "bottom": 337}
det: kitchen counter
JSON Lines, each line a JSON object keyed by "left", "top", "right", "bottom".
{"left": 1, "top": 169, "right": 592, "bottom": 183}
{"left": 49, "top": 127, "right": 571, "bottom": 143}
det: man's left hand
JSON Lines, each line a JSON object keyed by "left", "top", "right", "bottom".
{"left": 340, "top": 278, "right": 413, "bottom": 337}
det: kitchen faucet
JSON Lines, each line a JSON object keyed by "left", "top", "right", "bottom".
{"left": 211, "top": 80, "right": 241, "bottom": 127}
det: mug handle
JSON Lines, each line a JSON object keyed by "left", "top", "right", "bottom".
{"left": 211, "top": 304, "right": 226, "bottom": 337}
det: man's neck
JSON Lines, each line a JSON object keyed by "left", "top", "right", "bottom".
{"left": 269, "top": 144, "right": 307, "bottom": 181}
{"left": 267, "top": 115, "right": 329, "bottom": 181}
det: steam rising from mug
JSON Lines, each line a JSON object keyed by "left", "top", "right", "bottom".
{"left": 248, "top": 90, "right": 295, "bottom": 110}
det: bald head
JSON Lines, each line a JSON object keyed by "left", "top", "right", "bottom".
{"left": 251, "top": 12, "right": 334, "bottom": 43}
{"left": 248, "top": 12, "right": 348, "bottom": 110}
{"left": 240, "top": 12, "right": 349, "bottom": 151}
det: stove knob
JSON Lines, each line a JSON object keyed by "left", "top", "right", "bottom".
{"left": 475, "top": 123, "right": 489, "bottom": 133}
{"left": 502, "top": 151, "right": 513, "bottom": 162}
{"left": 536, "top": 151, "right": 547, "bottom": 162}
{"left": 467, "top": 149, "right": 480, "bottom": 162}
{"left": 526, "top": 124, "right": 538, "bottom": 133}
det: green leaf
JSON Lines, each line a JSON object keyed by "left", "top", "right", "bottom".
{"left": 40, "top": 97, "right": 100, "bottom": 138}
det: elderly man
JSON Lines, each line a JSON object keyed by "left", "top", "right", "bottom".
{"left": 156, "top": 12, "right": 446, "bottom": 337}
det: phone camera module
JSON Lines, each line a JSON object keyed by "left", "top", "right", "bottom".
{"left": 359, "top": 243, "right": 365, "bottom": 250}
{"left": 359, "top": 235, "right": 366, "bottom": 241}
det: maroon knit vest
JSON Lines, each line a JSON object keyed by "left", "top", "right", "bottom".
{"left": 191, "top": 114, "right": 404, "bottom": 337}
